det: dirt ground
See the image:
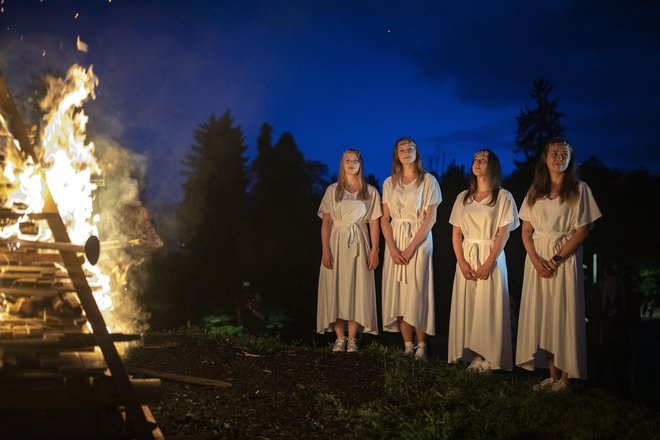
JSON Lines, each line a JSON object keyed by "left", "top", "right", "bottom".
{"left": 125, "top": 334, "right": 384, "bottom": 440}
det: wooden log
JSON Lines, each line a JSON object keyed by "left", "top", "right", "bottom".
{"left": 0, "top": 326, "right": 11, "bottom": 340}
{"left": 0, "top": 264, "right": 60, "bottom": 273}
{"left": 12, "top": 325, "right": 29, "bottom": 338}
{"left": 39, "top": 353, "right": 68, "bottom": 368}
{"left": 141, "top": 405, "right": 166, "bottom": 440}
{"left": 0, "top": 286, "right": 76, "bottom": 298}
{"left": 42, "top": 330, "right": 65, "bottom": 341}
{"left": 127, "top": 367, "right": 232, "bottom": 388}
{"left": 0, "top": 251, "right": 84, "bottom": 264}
{"left": 27, "top": 325, "right": 44, "bottom": 338}
{"left": 5, "top": 297, "right": 34, "bottom": 314}
{"left": 0, "top": 332, "right": 140, "bottom": 350}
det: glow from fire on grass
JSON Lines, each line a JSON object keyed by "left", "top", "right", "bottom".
{"left": 0, "top": 64, "right": 141, "bottom": 331}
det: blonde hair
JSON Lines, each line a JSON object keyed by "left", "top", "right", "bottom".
{"left": 335, "top": 149, "right": 369, "bottom": 202}
{"left": 391, "top": 137, "right": 425, "bottom": 187}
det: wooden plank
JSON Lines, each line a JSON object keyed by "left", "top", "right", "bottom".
{"left": 0, "top": 252, "right": 80, "bottom": 264}
{"left": 141, "top": 405, "right": 166, "bottom": 440}
{"left": 0, "top": 332, "right": 140, "bottom": 350}
{"left": 127, "top": 367, "right": 232, "bottom": 388}
{"left": 0, "top": 286, "right": 76, "bottom": 297}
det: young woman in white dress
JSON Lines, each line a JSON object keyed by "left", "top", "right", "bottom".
{"left": 317, "top": 149, "right": 382, "bottom": 353}
{"left": 515, "top": 138, "right": 602, "bottom": 391}
{"left": 448, "top": 149, "right": 519, "bottom": 372}
{"left": 381, "top": 138, "right": 442, "bottom": 359}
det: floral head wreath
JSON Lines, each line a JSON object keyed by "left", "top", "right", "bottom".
{"left": 344, "top": 148, "right": 361, "bottom": 159}
{"left": 548, "top": 140, "right": 572, "bottom": 151}
{"left": 473, "top": 149, "right": 490, "bottom": 159}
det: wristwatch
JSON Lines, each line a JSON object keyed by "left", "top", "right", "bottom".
{"left": 552, "top": 255, "right": 563, "bottom": 263}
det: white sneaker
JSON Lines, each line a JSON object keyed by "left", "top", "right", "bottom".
{"left": 467, "top": 357, "right": 484, "bottom": 371}
{"left": 332, "top": 336, "right": 347, "bottom": 352}
{"left": 533, "top": 377, "right": 556, "bottom": 391}
{"left": 414, "top": 344, "right": 427, "bottom": 360}
{"left": 551, "top": 379, "right": 570, "bottom": 393}
{"left": 477, "top": 359, "right": 493, "bottom": 374}
{"left": 403, "top": 342, "right": 414, "bottom": 356}
{"left": 346, "top": 337, "right": 359, "bottom": 353}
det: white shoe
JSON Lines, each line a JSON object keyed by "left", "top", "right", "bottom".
{"left": 533, "top": 377, "right": 556, "bottom": 391}
{"left": 332, "top": 336, "right": 347, "bottom": 353}
{"left": 346, "top": 337, "right": 359, "bottom": 353}
{"left": 414, "top": 344, "right": 427, "bottom": 360}
{"left": 551, "top": 379, "right": 570, "bottom": 393}
{"left": 403, "top": 342, "right": 414, "bottom": 356}
{"left": 467, "top": 357, "right": 484, "bottom": 371}
{"left": 477, "top": 359, "right": 493, "bottom": 374}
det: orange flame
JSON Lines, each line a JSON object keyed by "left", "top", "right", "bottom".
{"left": 1, "top": 64, "right": 144, "bottom": 333}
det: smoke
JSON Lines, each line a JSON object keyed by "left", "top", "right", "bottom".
{"left": 93, "top": 135, "right": 153, "bottom": 334}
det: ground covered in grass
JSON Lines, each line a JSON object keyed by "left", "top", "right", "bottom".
{"left": 125, "top": 330, "right": 660, "bottom": 440}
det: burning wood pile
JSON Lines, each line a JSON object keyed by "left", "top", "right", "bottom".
{"left": 0, "top": 66, "right": 163, "bottom": 439}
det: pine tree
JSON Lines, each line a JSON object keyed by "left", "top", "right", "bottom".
{"left": 179, "top": 111, "right": 250, "bottom": 314}
{"left": 508, "top": 79, "right": 565, "bottom": 202}
{"left": 250, "top": 126, "right": 328, "bottom": 335}
{"left": 514, "top": 78, "right": 565, "bottom": 168}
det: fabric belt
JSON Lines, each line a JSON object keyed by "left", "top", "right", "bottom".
{"left": 391, "top": 218, "right": 423, "bottom": 283}
{"left": 333, "top": 220, "right": 364, "bottom": 257}
{"left": 533, "top": 231, "right": 570, "bottom": 255}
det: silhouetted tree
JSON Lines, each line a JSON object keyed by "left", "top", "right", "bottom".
{"left": 514, "top": 79, "right": 564, "bottom": 166}
{"left": 178, "top": 111, "right": 250, "bottom": 316}
{"left": 509, "top": 79, "right": 565, "bottom": 201}
{"left": 250, "top": 125, "right": 329, "bottom": 337}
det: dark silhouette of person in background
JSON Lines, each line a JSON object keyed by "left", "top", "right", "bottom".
{"left": 236, "top": 292, "right": 267, "bottom": 336}
{"left": 588, "top": 261, "right": 641, "bottom": 398}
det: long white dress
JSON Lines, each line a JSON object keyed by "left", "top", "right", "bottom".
{"left": 447, "top": 189, "right": 519, "bottom": 370}
{"left": 381, "top": 173, "right": 442, "bottom": 335}
{"left": 316, "top": 184, "right": 382, "bottom": 335}
{"left": 515, "top": 181, "right": 602, "bottom": 379}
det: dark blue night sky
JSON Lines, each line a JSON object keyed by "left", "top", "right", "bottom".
{"left": 2, "top": 0, "right": 658, "bottom": 202}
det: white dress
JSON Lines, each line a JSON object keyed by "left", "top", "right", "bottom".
{"left": 515, "top": 181, "right": 602, "bottom": 379}
{"left": 316, "top": 184, "right": 382, "bottom": 335}
{"left": 447, "top": 189, "right": 519, "bottom": 370}
{"left": 381, "top": 173, "right": 442, "bottom": 335}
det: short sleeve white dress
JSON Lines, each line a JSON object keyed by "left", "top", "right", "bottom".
{"left": 381, "top": 173, "right": 442, "bottom": 335}
{"left": 515, "top": 181, "right": 602, "bottom": 378}
{"left": 316, "top": 184, "right": 382, "bottom": 335}
{"left": 447, "top": 189, "right": 519, "bottom": 370}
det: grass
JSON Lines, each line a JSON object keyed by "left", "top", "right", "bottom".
{"left": 317, "top": 343, "right": 659, "bottom": 440}
{"left": 148, "top": 323, "right": 292, "bottom": 353}
{"left": 145, "top": 330, "right": 659, "bottom": 439}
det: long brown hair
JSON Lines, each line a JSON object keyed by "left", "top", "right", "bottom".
{"left": 463, "top": 149, "right": 501, "bottom": 207}
{"left": 335, "top": 149, "right": 369, "bottom": 202}
{"left": 526, "top": 137, "right": 580, "bottom": 206}
{"left": 391, "top": 137, "right": 425, "bottom": 187}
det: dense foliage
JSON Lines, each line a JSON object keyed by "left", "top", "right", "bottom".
{"left": 141, "top": 82, "right": 660, "bottom": 339}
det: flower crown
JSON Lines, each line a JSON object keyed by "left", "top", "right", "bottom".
{"left": 344, "top": 148, "right": 361, "bottom": 158}
{"left": 548, "top": 141, "right": 572, "bottom": 151}
{"left": 473, "top": 149, "right": 490, "bottom": 159}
